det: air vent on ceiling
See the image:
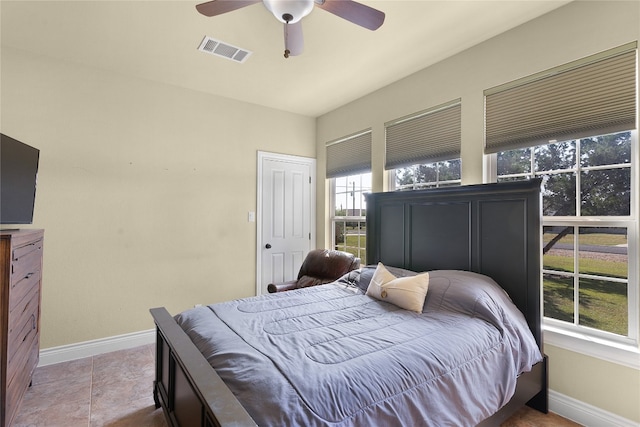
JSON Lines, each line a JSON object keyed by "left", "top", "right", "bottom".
{"left": 198, "top": 36, "right": 252, "bottom": 63}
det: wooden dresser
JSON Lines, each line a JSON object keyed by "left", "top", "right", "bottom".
{"left": 0, "top": 229, "right": 43, "bottom": 427}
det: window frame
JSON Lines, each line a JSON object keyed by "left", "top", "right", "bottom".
{"left": 330, "top": 172, "right": 371, "bottom": 261}
{"left": 485, "top": 130, "right": 639, "bottom": 368}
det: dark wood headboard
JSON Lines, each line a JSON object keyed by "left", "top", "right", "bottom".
{"left": 365, "top": 179, "right": 543, "bottom": 348}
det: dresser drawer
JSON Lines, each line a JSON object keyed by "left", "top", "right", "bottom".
{"left": 8, "top": 282, "right": 39, "bottom": 339}
{"left": 11, "top": 238, "right": 43, "bottom": 287}
{"left": 12, "top": 237, "right": 43, "bottom": 262}
{"left": 5, "top": 340, "right": 39, "bottom": 427}
{"left": 9, "top": 266, "right": 41, "bottom": 310}
{"left": 7, "top": 302, "right": 39, "bottom": 387}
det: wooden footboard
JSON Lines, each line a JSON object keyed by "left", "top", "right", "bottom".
{"left": 150, "top": 307, "right": 257, "bottom": 427}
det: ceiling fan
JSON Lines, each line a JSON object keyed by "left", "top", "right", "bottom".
{"left": 195, "top": 0, "right": 385, "bottom": 58}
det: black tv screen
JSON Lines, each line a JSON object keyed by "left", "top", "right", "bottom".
{"left": 1, "top": 134, "right": 40, "bottom": 225}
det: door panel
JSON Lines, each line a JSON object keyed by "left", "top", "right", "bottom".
{"left": 269, "top": 252, "right": 285, "bottom": 284}
{"left": 258, "top": 153, "right": 315, "bottom": 295}
{"left": 291, "top": 171, "right": 305, "bottom": 238}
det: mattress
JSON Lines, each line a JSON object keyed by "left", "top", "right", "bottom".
{"left": 175, "top": 269, "right": 542, "bottom": 427}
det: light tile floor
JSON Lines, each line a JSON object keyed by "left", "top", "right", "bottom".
{"left": 13, "top": 344, "right": 166, "bottom": 427}
{"left": 13, "top": 344, "right": 580, "bottom": 427}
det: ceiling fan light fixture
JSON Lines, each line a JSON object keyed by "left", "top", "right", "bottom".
{"left": 196, "top": 0, "right": 385, "bottom": 58}
{"left": 263, "top": 0, "right": 314, "bottom": 24}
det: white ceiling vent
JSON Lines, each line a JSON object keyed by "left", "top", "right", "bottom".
{"left": 198, "top": 36, "right": 252, "bottom": 63}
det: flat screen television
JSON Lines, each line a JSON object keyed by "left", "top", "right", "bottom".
{"left": 1, "top": 133, "right": 40, "bottom": 225}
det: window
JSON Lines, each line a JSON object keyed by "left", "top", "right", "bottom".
{"left": 326, "top": 130, "right": 372, "bottom": 261}
{"left": 385, "top": 99, "right": 462, "bottom": 192}
{"left": 331, "top": 172, "right": 371, "bottom": 260}
{"left": 495, "top": 131, "right": 637, "bottom": 344}
{"left": 392, "top": 159, "right": 461, "bottom": 191}
{"left": 484, "top": 43, "right": 638, "bottom": 358}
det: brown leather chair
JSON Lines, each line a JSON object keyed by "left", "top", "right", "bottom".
{"left": 267, "top": 249, "right": 361, "bottom": 293}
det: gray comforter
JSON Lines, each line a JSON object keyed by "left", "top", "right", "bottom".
{"left": 175, "top": 269, "right": 542, "bottom": 427}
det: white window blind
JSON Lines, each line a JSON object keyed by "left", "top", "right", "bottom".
{"left": 326, "top": 130, "right": 372, "bottom": 178}
{"left": 385, "top": 99, "right": 461, "bottom": 170}
{"left": 485, "top": 42, "right": 638, "bottom": 154}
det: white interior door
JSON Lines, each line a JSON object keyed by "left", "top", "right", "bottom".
{"left": 257, "top": 152, "right": 316, "bottom": 295}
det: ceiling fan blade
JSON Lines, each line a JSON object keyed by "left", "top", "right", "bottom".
{"left": 316, "top": 0, "right": 385, "bottom": 30}
{"left": 196, "top": 0, "right": 261, "bottom": 17}
{"left": 284, "top": 21, "right": 304, "bottom": 58}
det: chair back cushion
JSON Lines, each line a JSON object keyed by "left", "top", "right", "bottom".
{"left": 296, "top": 249, "right": 360, "bottom": 288}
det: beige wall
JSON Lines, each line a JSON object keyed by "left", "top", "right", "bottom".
{"left": 1, "top": 47, "right": 316, "bottom": 348}
{"left": 316, "top": 0, "right": 640, "bottom": 423}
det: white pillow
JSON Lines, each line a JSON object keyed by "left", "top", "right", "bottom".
{"left": 366, "top": 263, "right": 429, "bottom": 313}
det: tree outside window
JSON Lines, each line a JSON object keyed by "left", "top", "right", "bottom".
{"left": 497, "top": 131, "right": 633, "bottom": 339}
{"left": 394, "top": 159, "right": 461, "bottom": 191}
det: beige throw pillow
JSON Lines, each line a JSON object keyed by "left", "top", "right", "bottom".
{"left": 366, "top": 263, "right": 429, "bottom": 313}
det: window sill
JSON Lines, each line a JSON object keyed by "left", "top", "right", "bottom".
{"left": 544, "top": 324, "right": 640, "bottom": 370}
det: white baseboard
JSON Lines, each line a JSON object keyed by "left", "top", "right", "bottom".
{"left": 550, "top": 389, "right": 639, "bottom": 427}
{"left": 38, "top": 329, "right": 155, "bottom": 367}
{"left": 38, "top": 333, "right": 639, "bottom": 426}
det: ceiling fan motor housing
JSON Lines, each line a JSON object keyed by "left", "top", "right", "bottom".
{"left": 263, "top": 0, "right": 314, "bottom": 23}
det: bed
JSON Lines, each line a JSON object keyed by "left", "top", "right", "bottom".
{"left": 150, "top": 179, "right": 548, "bottom": 427}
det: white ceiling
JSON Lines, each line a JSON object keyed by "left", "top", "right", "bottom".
{"left": 1, "top": 0, "right": 571, "bottom": 117}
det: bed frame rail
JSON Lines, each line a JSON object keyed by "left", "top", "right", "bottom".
{"left": 150, "top": 307, "right": 257, "bottom": 427}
